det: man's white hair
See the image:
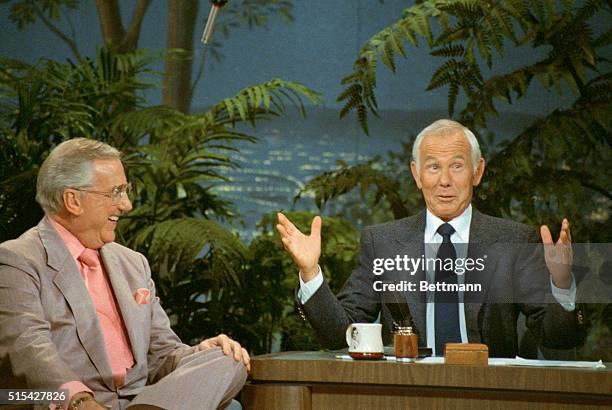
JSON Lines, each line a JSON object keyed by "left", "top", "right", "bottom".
{"left": 412, "top": 119, "right": 482, "bottom": 175}
{"left": 36, "top": 138, "right": 121, "bottom": 214}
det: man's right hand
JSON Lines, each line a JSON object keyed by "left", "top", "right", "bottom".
{"left": 276, "top": 212, "right": 322, "bottom": 282}
{"left": 80, "top": 400, "right": 106, "bottom": 410}
{"left": 67, "top": 392, "right": 106, "bottom": 410}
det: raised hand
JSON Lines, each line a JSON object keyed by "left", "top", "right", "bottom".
{"left": 276, "top": 212, "right": 322, "bottom": 282}
{"left": 540, "top": 218, "right": 573, "bottom": 289}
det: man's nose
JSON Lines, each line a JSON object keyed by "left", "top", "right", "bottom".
{"left": 119, "top": 195, "right": 133, "bottom": 212}
{"left": 439, "top": 167, "right": 452, "bottom": 186}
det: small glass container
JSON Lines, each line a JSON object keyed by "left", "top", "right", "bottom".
{"left": 394, "top": 326, "right": 418, "bottom": 362}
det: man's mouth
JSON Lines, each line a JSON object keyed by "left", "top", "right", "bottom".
{"left": 437, "top": 194, "right": 455, "bottom": 202}
{"left": 108, "top": 215, "right": 120, "bottom": 222}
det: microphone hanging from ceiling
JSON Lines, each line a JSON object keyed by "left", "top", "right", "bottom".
{"left": 201, "top": 0, "right": 229, "bottom": 44}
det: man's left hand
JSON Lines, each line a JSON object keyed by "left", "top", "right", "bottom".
{"left": 196, "top": 334, "right": 251, "bottom": 371}
{"left": 540, "top": 218, "right": 573, "bottom": 289}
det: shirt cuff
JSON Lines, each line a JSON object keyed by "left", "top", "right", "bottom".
{"left": 550, "top": 274, "right": 576, "bottom": 312}
{"left": 50, "top": 381, "right": 93, "bottom": 410}
{"left": 297, "top": 266, "right": 323, "bottom": 304}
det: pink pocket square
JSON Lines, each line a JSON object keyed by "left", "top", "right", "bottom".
{"left": 134, "top": 288, "right": 151, "bottom": 305}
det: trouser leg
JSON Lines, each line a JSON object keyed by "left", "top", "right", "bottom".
{"left": 127, "top": 347, "right": 247, "bottom": 410}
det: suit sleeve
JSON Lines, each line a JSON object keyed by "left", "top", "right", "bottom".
{"left": 0, "top": 255, "right": 80, "bottom": 388}
{"left": 138, "top": 254, "right": 193, "bottom": 383}
{"left": 298, "top": 228, "right": 381, "bottom": 349}
{"left": 514, "top": 228, "right": 586, "bottom": 349}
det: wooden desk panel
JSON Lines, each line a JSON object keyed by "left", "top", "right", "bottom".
{"left": 241, "top": 385, "right": 311, "bottom": 410}
{"left": 243, "top": 352, "right": 612, "bottom": 410}
{"left": 311, "top": 385, "right": 610, "bottom": 410}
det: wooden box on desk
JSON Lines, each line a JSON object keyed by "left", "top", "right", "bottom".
{"left": 444, "top": 343, "right": 489, "bottom": 365}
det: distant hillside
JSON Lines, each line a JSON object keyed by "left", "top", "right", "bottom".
{"left": 195, "top": 105, "right": 542, "bottom": 144}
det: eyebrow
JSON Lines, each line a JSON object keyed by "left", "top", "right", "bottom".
{"left": 423, "top": 154, "right": 466, "bottom": 161}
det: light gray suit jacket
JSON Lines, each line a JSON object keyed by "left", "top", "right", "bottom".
{"left": 298, "top": 209, "right": 586, "bottom": 357}
{"left": 0, "top": 217, "right": 195, "bottom": 407}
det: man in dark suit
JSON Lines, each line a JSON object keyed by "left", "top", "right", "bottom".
{"left": 277, "top": 119, "right": 584, "bottom": 357}
{"left": 0, "top": 138, "right": 248, "bottom": 409}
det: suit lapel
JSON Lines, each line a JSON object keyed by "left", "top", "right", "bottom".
{"left": 464, "top": 209, "right": 498, "bottom": 343}
{"left": 393, "top": 212, "right": 427, "bottom": 335}
{"left": 39, "top": 218, "right": 115, "bottom": 390}
{"left": 100, "top": 246, "right": 146, "bottom": 378}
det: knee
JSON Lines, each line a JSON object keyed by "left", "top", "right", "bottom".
{"left": 184, "top": 346, "right": 248, "bottom": 388}
{"left": 219, "top": 351, "right": 248, "bottom": 387}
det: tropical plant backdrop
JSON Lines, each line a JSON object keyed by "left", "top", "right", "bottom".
{"left": 0, "top": 0, "right": 610, "bottom": 359}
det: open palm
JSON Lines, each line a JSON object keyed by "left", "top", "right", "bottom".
{"left": 276, "top": 213, "right": 322, "bottom": 282}
{"left": 540, "top": 218, "right": 573, "bottom": 289}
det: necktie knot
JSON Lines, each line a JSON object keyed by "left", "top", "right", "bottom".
{"left": 437, "top": 223, "right": 455, "bottom": 238}
{"left": 78, "top": 248, "right": 100, "bottom": 268}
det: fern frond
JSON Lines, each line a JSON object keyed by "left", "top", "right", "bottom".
{"left": 131, "top": 217, "right": 246, "bottom": 287}
{"left": 427, "top": 59, "right": 461, "bottom": 90}
{"left": 208, "top": 79, "right": 320, "bottom": 124}
{"left": 111, "top": 106, "right": 184, "bottom": 141}
{"left": 593, "top": 28, "right": 612, "bottom": 49}
{"left": 337, "top": 0, "right": 453, "bottom": 134}
{"left": 430, "top": 44, "right": 465, "bottom": 58}
{"left": 295, "top": 161, "right": 410, "bottom": 219}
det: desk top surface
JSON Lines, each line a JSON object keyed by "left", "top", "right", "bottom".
{"left": 249, "top": 351, "right": 612, "bottom": 395}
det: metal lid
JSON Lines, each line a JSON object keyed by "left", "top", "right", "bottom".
{"left": 394, "top": 326, "right": 414, "bottom": 335}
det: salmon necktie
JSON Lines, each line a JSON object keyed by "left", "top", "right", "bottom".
{"left": 78, "top": 248, "right": 134, "bottom": 387}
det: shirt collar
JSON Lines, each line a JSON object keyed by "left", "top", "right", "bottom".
{"left": 48, "top": 216, "right": 86, "bottom": 262}
{"left": 424, "top": 204, "right": 472, "bottom": 243}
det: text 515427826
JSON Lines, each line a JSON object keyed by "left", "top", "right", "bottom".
{"left": 0, "top": 389, "right": 67, "bottom": 404}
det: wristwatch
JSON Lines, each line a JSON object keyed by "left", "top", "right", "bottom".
{"left": 69, "top": 394, "right": 95, "bottom": 410}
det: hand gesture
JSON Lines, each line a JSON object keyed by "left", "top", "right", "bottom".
{"left": 540, "top": 218, "right": 573, "bottom": 289}
{"left": 276, "top": 212, "right": 322, "bottom": 282}
{"left": 196, "top": 334, "right": 250, "bottom": 371}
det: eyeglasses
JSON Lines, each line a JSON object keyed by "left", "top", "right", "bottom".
{"left": 71, "top": 183, "right": 132, "bottom": 205}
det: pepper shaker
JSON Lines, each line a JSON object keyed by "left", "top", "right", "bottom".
{"left": 394, "top": 326, "right": 418, "bottom": 362}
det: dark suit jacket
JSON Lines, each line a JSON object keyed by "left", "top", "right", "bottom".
{"left": 297, "top": 209, "right": 586, "bottom": 357}
{"left": 0, "top": 217, "right": 197, "bottom": 408}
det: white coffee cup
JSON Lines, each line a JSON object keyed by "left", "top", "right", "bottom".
{"left": 345, "top": 323, "right": 384, "bottom": 359}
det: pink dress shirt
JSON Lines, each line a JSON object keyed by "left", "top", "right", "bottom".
{"left": 49, "top": 218, "right": 135, "bottom": 405}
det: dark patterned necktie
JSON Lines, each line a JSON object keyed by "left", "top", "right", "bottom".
{"left": 434, "top": 222, "right": 461, "bottom": 355}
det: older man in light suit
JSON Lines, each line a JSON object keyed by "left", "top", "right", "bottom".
{"left": 0, "top": 139, "right": 248, "bottom": 410}
{"left": 277, "top": 119, "right": 585, "bottom": 357}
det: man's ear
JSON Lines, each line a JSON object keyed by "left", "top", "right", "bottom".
{"left": 473, "top": 158, "right": 485, "bottom": 186}
{"left": 63, "top": 189, "right": 84, "bottom": 216}
{"left": 410, "top": 161, "right": 422, "bottom": 189}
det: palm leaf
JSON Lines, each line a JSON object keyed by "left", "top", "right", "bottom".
{"left": 131, "top": 218, "right": 247, "bottom": 287}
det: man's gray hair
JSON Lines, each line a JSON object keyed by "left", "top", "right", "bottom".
{"left": 36, "top": 138, "right": 121, "bottom": 214}
{"left": 412, "top": 119, "right": 482, "bottom": 175}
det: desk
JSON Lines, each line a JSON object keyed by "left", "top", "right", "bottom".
{"left": 242, "top": 352, "right": 611, "bottom": 409}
